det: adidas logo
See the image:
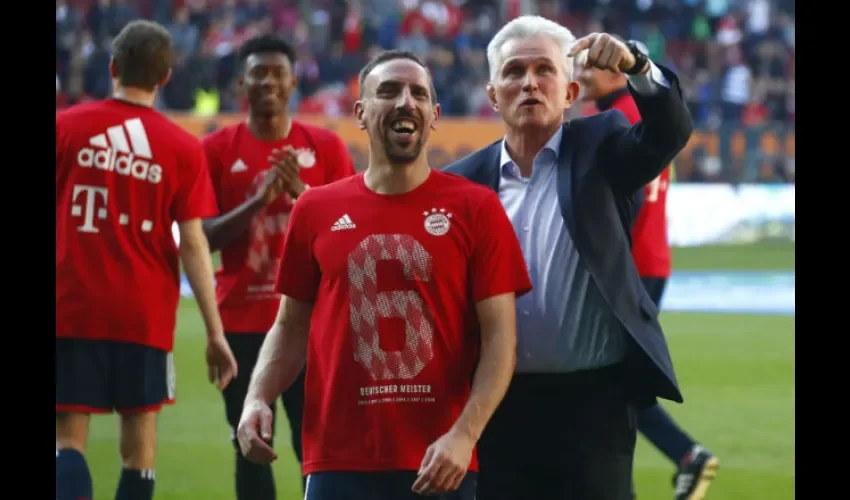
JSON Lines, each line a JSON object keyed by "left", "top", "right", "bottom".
{"left": 76, "top": 117, "right": 163, "bottom": 185}
{"left": 231, "top": 159, "right": 248, "bottom": 173}
{"left": 331, "top": 214, "right": 356, "bottom": 231}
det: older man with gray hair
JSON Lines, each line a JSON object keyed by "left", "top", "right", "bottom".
{"left": 445, "top": 15, "right": 693, "bottom": 500}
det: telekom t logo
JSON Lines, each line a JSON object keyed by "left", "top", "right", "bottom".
{"left": 71, "top": 184, "right": 108, "bottom": 233}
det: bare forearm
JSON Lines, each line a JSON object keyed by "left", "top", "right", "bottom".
{"left": 450, "top": 328, "right": 516, "bottom": 441}
{"left": 246, "top": 322, "right": 309, "bottom": 405}
{"left": 203, "top": 196, "right": 264, "bottom": 251}
{"left": 181, "top": 240, "right": 223, "bottom": 338}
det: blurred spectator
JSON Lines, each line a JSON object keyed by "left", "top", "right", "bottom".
{"left": 55, "top": 0, "right": 795, "bottom": 183}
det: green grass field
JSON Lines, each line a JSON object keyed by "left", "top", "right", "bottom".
{"left": 84, "top": 243, "right": 795, "bottom": 500}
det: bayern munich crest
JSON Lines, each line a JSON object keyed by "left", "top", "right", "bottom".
{"left": 423, "top": 208, "right": 452, "bottom": 236}
{"left": 296, "top": 148, "right": 316, "bottom": 168}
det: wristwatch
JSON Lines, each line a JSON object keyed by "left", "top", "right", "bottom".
{"left": 624, "top": 40, "right": 649, "bottom": 75}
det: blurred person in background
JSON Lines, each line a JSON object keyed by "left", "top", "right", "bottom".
{"left": 201, "top": 34, "right": 356, "bottom": 500}
{"left": 56, "top": 20, "right": 236, "bottom": 500}
{"left": 579, "top": 43, "right": 720, "bottom": 500}
{"left": 445, "top": 15, "right": 692, "bottom": 500}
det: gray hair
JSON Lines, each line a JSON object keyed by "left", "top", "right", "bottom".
{"left": 486, "top": 15, "right": 577, "bottom": 82}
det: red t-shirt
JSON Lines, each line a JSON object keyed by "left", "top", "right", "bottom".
{"left": 276, "top": 170, "right": 532, "bottom": 475}
{"left": 608, "top": 92, "right": 672, "bottom": 278}
{"left": 56, "top": 99, "right": 218, "bottom": 352}
{"left": 203, "top": 121, "right": 356, "bottom": 334}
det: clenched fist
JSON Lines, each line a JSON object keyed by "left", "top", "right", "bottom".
{"left": 568, "top": 33, "right": 644, "bottom": 74}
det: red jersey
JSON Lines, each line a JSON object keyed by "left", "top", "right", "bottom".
{"left": 203, "top": 121, "right": 356, "bottom": 334}
{"left": 276, "top": 170, "right": 532, "bottom": 475}
{"left": 603, "top": 90, "right": 672, "bottom": 278}
{"left": 56, "top": 99, "right": 218, "bottom": 351}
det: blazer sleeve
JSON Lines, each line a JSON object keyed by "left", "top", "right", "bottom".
{"left": 600, "top": 64, "right": 693, "bottom": 195}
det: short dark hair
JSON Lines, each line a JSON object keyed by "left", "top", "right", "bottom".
{"left": 358, "top": 49, "right": 438, "bottom": 104}
{"left": 238, "top": 34, "right": 296, "bottom": 67}
{"left": 111, "top": 20, "right": 174, "bottom": 91}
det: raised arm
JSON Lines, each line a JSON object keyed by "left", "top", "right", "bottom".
{"left": 569, "top": 34, "right": 693, "bottom": 194}
{"left": 600, "top": 62, "right": 693, "bottom": 194}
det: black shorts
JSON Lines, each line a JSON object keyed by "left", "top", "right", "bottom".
{"left": 640, "top": 277, "right": 668, "bottom": 308}
{"left": 55, "top": 338, "right": 175, "bottom": 414}
{"left": 304, "top": 471, "right": 478, "bottom": 500}
{"left": 222, "top": 333, "right": 306, "bottom": 463}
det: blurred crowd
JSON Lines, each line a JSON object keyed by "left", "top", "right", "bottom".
{"left": 56, "top": 0, "right": 795, "bottom": 182}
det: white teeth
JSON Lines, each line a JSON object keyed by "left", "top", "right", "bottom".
{"left": 391, "top": 120, "right": 416, "bottom": 132}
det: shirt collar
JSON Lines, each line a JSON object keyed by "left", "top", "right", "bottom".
{"left": 500, "top": 125, "right": 564, "bottom": 179}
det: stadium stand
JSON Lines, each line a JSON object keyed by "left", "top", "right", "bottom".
{"left": 56, "top": 0, "right": 795, "bottom": 182}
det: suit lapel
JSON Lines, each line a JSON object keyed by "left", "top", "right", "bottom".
{"left": 482, "top": 141, "right": 502, "bottom": 191}
{"left": 555, "top": 123, "right": 577, "bottom": 237}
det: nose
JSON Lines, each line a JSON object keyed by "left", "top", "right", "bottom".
{"left": 394, "top": 87, "right": 415, "bottom": 112}
{"left": 522, "top": 71, "right": 539, "bottom": 92}
{"left": 260, "top": 74, "right": 278, "bottom": 88}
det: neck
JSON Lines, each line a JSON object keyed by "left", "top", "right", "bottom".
{"left": 247, "top": 113, "right": 291, "bottom": 141}
{"left": 364, "top": 156, "right": 431, "bottom": 195}
{"left": 504, "top": 122, "right": 561, "bottom": 177}
{"left": 112, "top": 86, "right": 156, "bottom": 108}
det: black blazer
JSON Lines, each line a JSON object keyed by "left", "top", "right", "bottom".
{"left": 444, "top": 64, "right": 692, "bottom": 405}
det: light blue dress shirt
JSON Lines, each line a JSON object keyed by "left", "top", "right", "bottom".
{"left": 498, "top": 62, "right": 670, "bottom": 373}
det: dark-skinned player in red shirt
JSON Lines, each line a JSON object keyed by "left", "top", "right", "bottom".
{"left": 56, "top": 20, "right": 237, "bottom": 500}
{"left": 201, "top": 34, "right": 356, "bottom": 499}
{"left": 235, "top": 50, "right": 532, "bottom": 500}
{"left": 579, "top": 46, "right": 720, "bottom": 500}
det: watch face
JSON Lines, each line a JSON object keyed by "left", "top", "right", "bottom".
{"left": 632, "top": 40, "right": 649, "bottom": 57}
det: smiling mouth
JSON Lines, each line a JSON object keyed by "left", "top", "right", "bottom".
{"left": 389, "top": 119, "right": 418, "bottom": 136}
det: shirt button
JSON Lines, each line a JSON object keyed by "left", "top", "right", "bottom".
{"left": 522, "top": 226, "right": 529, "bottom": 232}
{"left": 521, "top": 310, "right": 531, "bottom": 316}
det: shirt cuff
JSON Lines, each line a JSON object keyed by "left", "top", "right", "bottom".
{"left": 626, "top": 61, "right": 670, "bottom": 95}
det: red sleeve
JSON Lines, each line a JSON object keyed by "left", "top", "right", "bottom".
{"left": 323, "top": 131, "right": 357, "bottom": 183}
{"left": 275, "top": 191, "right": 321, "bottom": 302}
{"left": 201, "top": 134, "right": 224, "bottom": 211}
{"left": 172, "top": 141, "right": 219, "bottom": 222}
{"left": 469, "top": 191, "right": 532, "bottom": 302}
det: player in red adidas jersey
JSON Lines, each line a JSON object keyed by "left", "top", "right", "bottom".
{"left": 580, "top": 53, "right": 720, "bottom": 500}
{"left": 55, "top": 20, "right": 237, "bottom": 500}
{"left": 201, "top": 34, "right": 356, "bottom": 499}
{"left": 236, "top": 49, "right": 532, "bottom": 500}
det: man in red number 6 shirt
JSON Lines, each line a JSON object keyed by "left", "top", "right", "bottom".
{"left": 579, "top": 48, "right": 720, "bottom": 500}
{"left": 56, "top": 20, "right": 236, "bottom": 500}
{"left": 236, "top": 49, "right": 532, "bottom": 500}
{"left": 201, "top": 34, "right": 356, "bottom": 499}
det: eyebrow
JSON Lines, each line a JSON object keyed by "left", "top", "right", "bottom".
{"left": 502, "top": 56, "right": 558, "bottom": 69}
{"left": 376, "top": 80, "right": 429, "bottom": 93}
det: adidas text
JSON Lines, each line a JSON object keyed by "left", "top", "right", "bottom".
{"left": 77, "top": 148, "right": 163, "bottom": 185}
{"left": 76, "top": 118, "right": 162, "bottom": 185}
